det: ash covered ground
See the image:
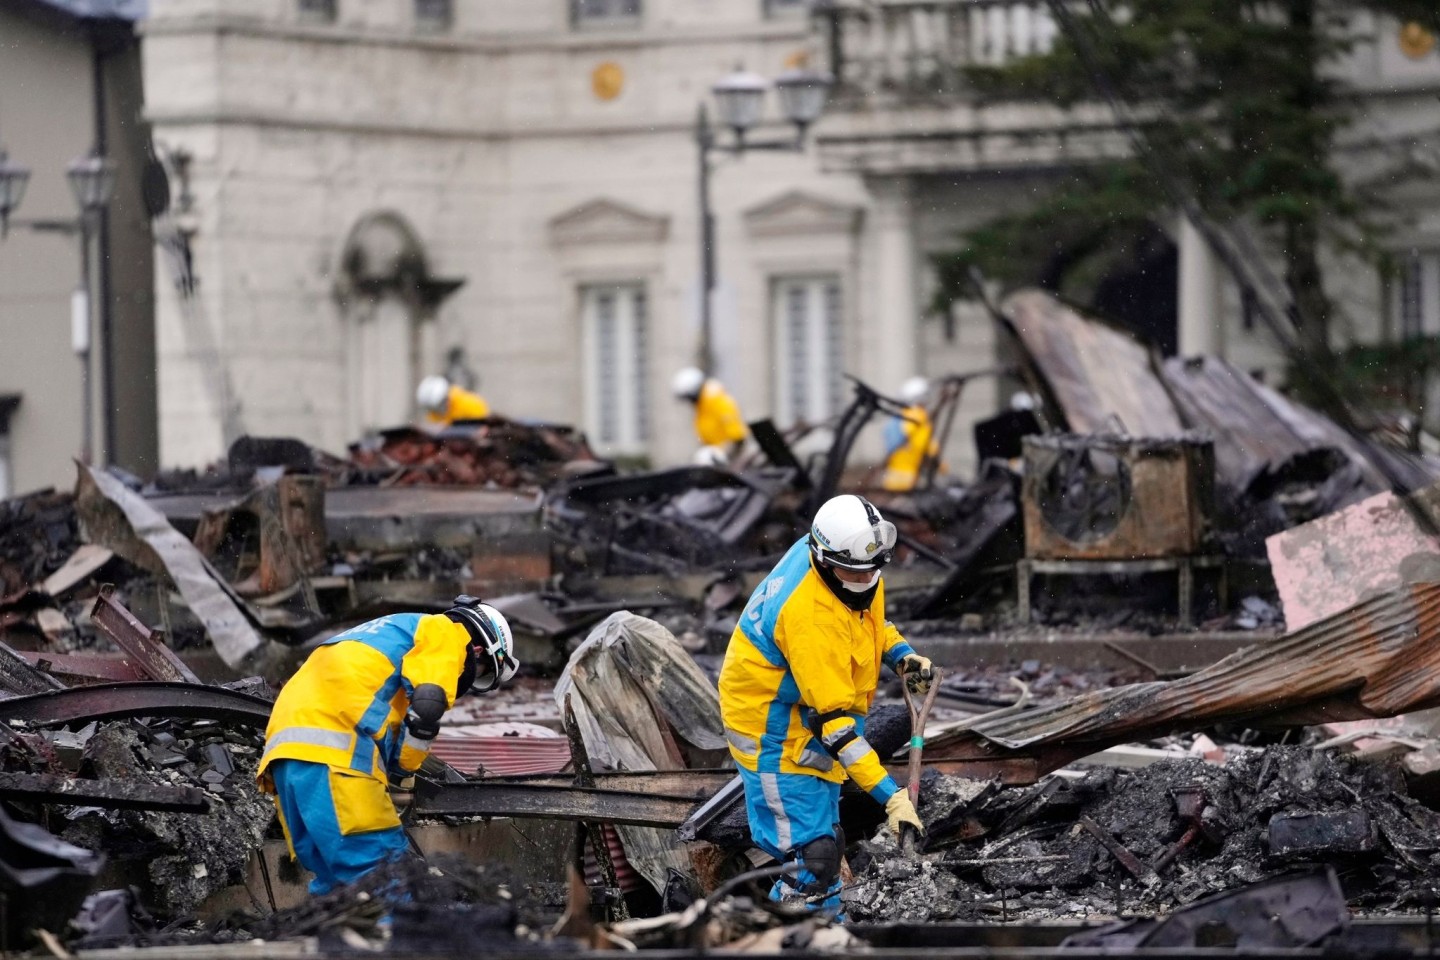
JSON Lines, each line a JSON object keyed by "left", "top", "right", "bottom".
{"left": 846, "top": 747, "right": 1440, "bottom": 923}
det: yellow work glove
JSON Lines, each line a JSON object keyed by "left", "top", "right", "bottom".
{"left": 898, "top": 653, "right": 935, "bottom": 695}
{"left": 885, "top": 791, "right": 924, "bottom": 836}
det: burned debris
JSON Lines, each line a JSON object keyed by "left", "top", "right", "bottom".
{"left": 847, "top": 745, "right": 1440, "bottom": 924}
{"left": 3, "top": 287, "right": 1440, "bottom": 953}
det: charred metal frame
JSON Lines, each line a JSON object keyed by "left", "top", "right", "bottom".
{"left": 0, "top": 682, "right": 273, "bottom": 728}
{"left": 90, "top": 583, "right": 201, "bottom": 684}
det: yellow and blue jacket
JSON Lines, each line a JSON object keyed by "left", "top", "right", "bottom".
{"left": 882, "top": 404, "right": 938, "bottom": 491}
{"left": 257, "top": 613, "right": 470, "bottom": 794}
{"left": 695, "top": 380, "right": 748, "bottom": 447}
{"left": 428, "top": 385, "right": 491, "bottom": 425}
{"left": 718, "top": 538, "right": 916, "bottom": 803}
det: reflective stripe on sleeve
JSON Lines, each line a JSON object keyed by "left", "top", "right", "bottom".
{"left": 837, "top": 737, "right": 875, "bottom": 768}
{"left": 402, "top": 730, "right": 434, "bottom": 755}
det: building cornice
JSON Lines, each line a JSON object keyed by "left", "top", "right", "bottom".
{"left": 138, "top": 13, "right": 808, "bottom": 54}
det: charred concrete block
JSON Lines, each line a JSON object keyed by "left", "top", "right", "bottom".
{"left": 1267, "top": 810, "right": 1375, "bottom": 860}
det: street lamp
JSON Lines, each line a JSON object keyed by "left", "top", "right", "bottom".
{"left": 696, "top": 65, "right": 832, "bottom": 375}
{"left": 0, "top": 144, "right": 116, "bottom": 464}
{"left": 0, "top": 151, "right": 31, "bottom": 236}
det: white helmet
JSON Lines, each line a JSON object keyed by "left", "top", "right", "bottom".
{"left": 693, "top": 444, "right": 730, "bottom": 467}
{"left": 671, "top": 366, "right": 706, "bottom": 400}
{"left": 1010, "top": 391, "right": 1036, "bottom": 411}
{"left": 416, "top": 375, "right": 450, "bottom": 413}
{"left": 809, "top": 495, "right": 898, "bottom": 572}
{"left": 899, "top": 376, "right": 930, "bottom": 405}
{"left": 445, "top": 595, "right": 519, "bottom": 694}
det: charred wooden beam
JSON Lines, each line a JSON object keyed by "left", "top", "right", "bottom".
{"left": 411, "top": 781, "right": 702, "bottom": 828}
{"left": 0, "top": 771, "right": 209, "bottom": 812}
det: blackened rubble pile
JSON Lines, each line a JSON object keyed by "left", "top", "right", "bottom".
{"left": 58, "top": 719, "right": 274, "bottom": 916}
{"left": 848, "top": 748, "right": 1440, "bottom": 922}
{"left": 187, "top": 855, "right": 566, "bottom": 953}
{"left": 0, "top": 710, "right": 274, "bottom": 920}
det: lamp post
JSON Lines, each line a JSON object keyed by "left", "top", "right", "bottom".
{"left": 696, "top": 66, "right": 832, "bottom": 375}
{"left": 0, "top": 145, "right": 116, "bottom": 464}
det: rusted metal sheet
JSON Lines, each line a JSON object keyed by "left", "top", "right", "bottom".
{"left": 90, "top": 584, "right": 200, "bottom": 684}
{"left": 927, "top": 581, "right": 1440, "bottom": 779}
{"left": 13, "top": 651, "right": 147, "bottom": 683}
{"left": 1021, "top": 434, "right": 1215, "bottom": 560}
{"left": 0, "top": 681, "right": 272, "bottom": 728}
{"left": 1162, "top": 355, "right": 1435, "bottom": 498}
{"left": 1004, "top": 290, "right": 1184, "bottom": 437}
{"left": 0, "top": 771, "right": 209, "bottom": 812}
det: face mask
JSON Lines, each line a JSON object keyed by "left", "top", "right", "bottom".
{"left": 839, "top": 569, "right": 880, "bottom": 592}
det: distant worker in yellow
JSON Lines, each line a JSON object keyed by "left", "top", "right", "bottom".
{"left": 416, "top": 375, "right": 490, "bottom": 426}
{"left": 881, "top": 377, "right": 939, "bottom": 491}
{"left": 671, "top": 366, "right": 748, "bottom": 465}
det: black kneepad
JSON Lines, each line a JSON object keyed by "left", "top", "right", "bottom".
{"left": 797, "top": 835, "right": 840, "bottom": 891}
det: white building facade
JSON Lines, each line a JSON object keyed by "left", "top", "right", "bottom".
{"left": 138, "top": 0, "right": 1440, "bottom": 476}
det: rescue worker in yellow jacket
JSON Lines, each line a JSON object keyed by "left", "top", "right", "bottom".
{"left": 671, "top": 367, "right": 747, "bottom": 464}
{"left": 417, "top": 375, "right": 491, "bottom": 426}
{"left": 882, "top": 377, "right": 939, "bottom": 492}
{"left": 256, "top": 597, "right": 518, "bottom": 894}
{"left": 718, "top": 495, "right": 933, "bottom": 912}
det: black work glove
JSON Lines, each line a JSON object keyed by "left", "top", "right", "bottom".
{"left": 898, "top": 654, "right": 935, "bottom": 695}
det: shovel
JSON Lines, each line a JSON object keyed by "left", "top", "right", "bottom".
{"left": 899, "top": 664, "right": 942, "bottom": 856}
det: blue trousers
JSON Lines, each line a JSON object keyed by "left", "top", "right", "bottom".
{"left": 270, "top": 759, "right": 410, "bottom": 895}
{"left": 737, "top": 767, "right": 844, "bottom": 913}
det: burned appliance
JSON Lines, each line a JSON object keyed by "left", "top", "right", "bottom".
{"left": 1021, "top": 433, "right": 1216, "bottom": 561}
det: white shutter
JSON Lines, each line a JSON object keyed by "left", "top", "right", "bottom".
{"left": 582, "top": 283, "right": 649, "bottom": 456}
{"left": 773, "top": 275, "right": 845, "bottom": 428}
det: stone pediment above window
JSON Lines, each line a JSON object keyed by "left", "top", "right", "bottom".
{"left": 743, "top": 190, "right": 863, "bottom": 237}
{"left": 549, "top": 198, "right": 670, "bottom": 247}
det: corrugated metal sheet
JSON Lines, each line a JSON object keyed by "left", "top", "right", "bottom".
{"left": 431, "top": 723, "right": 570, "bottom": 777}
{"left": 1004, "top": 290, "right": 1184, "bottom": 437}
{"left": 929, "top": 581, "right": 1440, "bottom": 766}
{"left": 1159, "top": 355, "right": 1430, "bottom": 496}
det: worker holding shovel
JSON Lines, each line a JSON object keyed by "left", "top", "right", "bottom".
{"left": 719, "top": 495, "right": 932, "bottom": 913}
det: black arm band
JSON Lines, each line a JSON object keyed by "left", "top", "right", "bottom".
{"left": 806, "top": 708, "right": 848, "bottom": 741}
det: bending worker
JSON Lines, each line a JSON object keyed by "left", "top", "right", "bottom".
{"left": 882, "top": 376, "right": 939, "bottom": 492}
{"left": 719, "top": 494, "right": 933, "bottom": 912}
{"left": 416, "top": 375, "right": 490, "bottom": 426}
{"left": 257, "top": 597, "right": 518, "bottom": 894}
{"left": 671, "top": 366, "right": 747, "bottom": 464}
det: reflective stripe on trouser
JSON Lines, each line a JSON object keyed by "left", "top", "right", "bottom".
{"left": 270, "top": 758, "right": 410, "bottom": 895}
{"left": 737, "top": 766, "right": 842, "bottom": 913}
